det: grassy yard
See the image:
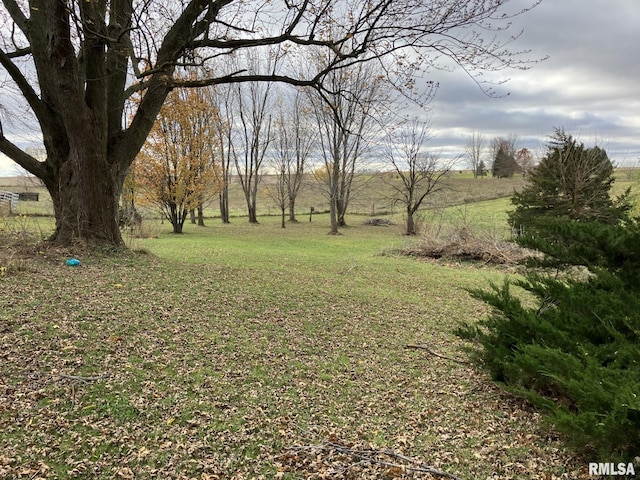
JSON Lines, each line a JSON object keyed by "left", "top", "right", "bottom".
{"left": 0, "top": 210, "right": 594, "bottom": 479}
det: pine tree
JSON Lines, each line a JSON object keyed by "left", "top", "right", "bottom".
{"left": 476, "top": 159, "right": 488, "bottom": 177}
{"left": 509, "top": 128, "right": 631, "bottom": 233}
{"left": 492, "top": 146, "right": 519, "bottom": 178}
{"left": 460, "top": 128, "right": 639, "bottom": 459}
{"left": 459, "top": 218, "right": 640, "bottom": 460}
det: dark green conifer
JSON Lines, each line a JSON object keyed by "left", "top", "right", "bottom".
{"left": 509, "top": 128, "right": 631, "bottom": 233}
{"left": 492, "top": 146, "right": 519, "bottom": 178}
{"left": 460, "top": 129, "right": 639, "bottom": 459}
{"left": 459, "top": 218, "right": 640, "bottom": 459}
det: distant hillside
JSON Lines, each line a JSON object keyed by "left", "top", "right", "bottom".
{"left": 2, "top": 173, "right": 530, "bottom": 218}
{"left": 0, "top": 176, "right": 43, "bottom": 188}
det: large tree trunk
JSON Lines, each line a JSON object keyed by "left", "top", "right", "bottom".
{"left": 49, "top": 160, "right": 123, "bottom": 246}
{"left": 44, "top": 112, "right": 125, "bottom": 247}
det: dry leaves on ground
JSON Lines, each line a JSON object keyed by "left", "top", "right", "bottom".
{"left": 0, "top": 250, "right": 592, "bottom": 479}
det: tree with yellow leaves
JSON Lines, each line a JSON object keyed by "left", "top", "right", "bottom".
{"left": 134, "top": 87, "right": 224, "bottom": 234}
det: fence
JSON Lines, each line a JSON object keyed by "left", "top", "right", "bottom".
{"left": 0, "top": 191, "right": 19, "bottom": 215}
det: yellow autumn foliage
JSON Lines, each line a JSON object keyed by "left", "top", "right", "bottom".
{"left": 133, "top": 87, "right": 224, "bottom": 220}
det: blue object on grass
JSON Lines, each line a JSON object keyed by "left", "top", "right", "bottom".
{"left": 66, "top": 258, "right": 81, "bottom": 266}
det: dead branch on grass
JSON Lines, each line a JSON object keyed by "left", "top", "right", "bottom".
{"left": 405, "top": 344, "right": 470, "bottom": 365}
{"left": 282, "top": 441, "right": 466, "bottom": 479}
{"left": 402, "top": 232, "right": 540, "bottom": 266}
{"left": 58, "top": 374, "right": 110, "bottom": 383}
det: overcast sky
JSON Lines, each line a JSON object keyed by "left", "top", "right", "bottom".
{"left": 425, "top": 0, "right": 640, "bottom": 166}
{"left": 1, "top": 0, "right": 639, "bottom": 175}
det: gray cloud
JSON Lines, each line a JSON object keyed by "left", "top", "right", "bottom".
{"left": 425, "top": 0, "right": 640, "bottom": 165}
{"left": 2, "top": 1, "right": 639, "bottom": 175}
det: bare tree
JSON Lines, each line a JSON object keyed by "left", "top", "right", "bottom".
{"left": 308, "top": 61, "right": 388, "bottom": 234}
{"left": 274, "top": 89, "right": 315, "bottom": 223}
{"left": 265, "top": 160, "right": 289, "bottom": 229}
{"left": 0, "top": 0, "right": 543, "bottom": 246}
{"left": 465, "top": 132, "right": 486, "bottom": 178}
{"left": 208, "top": 84, "right": 235, "bottom": 224}
{"left": 232, "top": 55, "right": 277, "bottom": 223}
{"left": 386, "top": 119, "right": 453, "bottom": 235}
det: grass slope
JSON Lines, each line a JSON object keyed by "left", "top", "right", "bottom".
{"left": 0, "top": 216, "right": 592, "bottom": 479}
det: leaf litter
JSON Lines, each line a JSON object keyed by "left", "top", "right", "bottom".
{"left": 0, "top": 250, "right": 593, "bottom": 479}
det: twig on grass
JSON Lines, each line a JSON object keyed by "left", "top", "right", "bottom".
{"left": 58, "top": 374, "right": 111, "bottom": 383}
{"left": 405, "top": 344, "right": 470, "bottom": 365}
{"left": 341, "top": 254, "right": 358, "bottom": 275}
{"left": 58, "top": 373, "right": 110, "bottom": 408}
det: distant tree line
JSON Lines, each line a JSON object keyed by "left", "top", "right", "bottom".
{"left": 464, "top": 132, "right": 535, "bottom": 179}
{"left": 128, "top": 57, "right": 452, "bottom": 236}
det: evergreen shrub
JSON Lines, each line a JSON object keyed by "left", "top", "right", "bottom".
{"left": 458, "top": 218, "right": 640, "bottom": 461}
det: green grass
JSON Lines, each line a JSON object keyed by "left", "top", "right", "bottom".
{"left": 5, "top": 172, "right": 632, "bottom": 478}
{"left": 0, "top": 209, "right": 592, "bottom": 479}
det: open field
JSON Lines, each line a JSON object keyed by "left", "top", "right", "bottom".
{"left": 2, "top": 168, "right": 637, "bottom": 222}
{"left": 2, "top": 172, "right": 638, "bottom": 478}
{"left": 1, "top": 173, "right": 529, "bottom": 220}
{"left": 0, "top": 208, "right": 600, "bottom": 479}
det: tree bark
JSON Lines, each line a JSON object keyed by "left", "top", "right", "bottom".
{"left": 219, "top": 188, "right": 230, "bottom": 223}
{"left": 329, "top": 200, "right": 339, "bottom": 235}
{"left": 248, "top": 203, "right": 258, "bottom": 223}
{"left": 169, "top": 203, "right": 187, "bottom": 234}
{"left": 48, "top": 150, "right": 124, "bottom": 246}
{"left": 249, "top": 180, "right": 259, "bottom": 223}
{"left": 197, "top": 204, "right": 205, "bottom": 226}
{"left": 328, "top": 159, "right": 340, "bottom": 235}
{"left": 288, "top": 201, "right": 298, "bottom": 222}
{"left": 337, "top": 201, "right": 347, "bottom": 227}
{"left": 406, "top": 208, "right": 416, "bottom": 236}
